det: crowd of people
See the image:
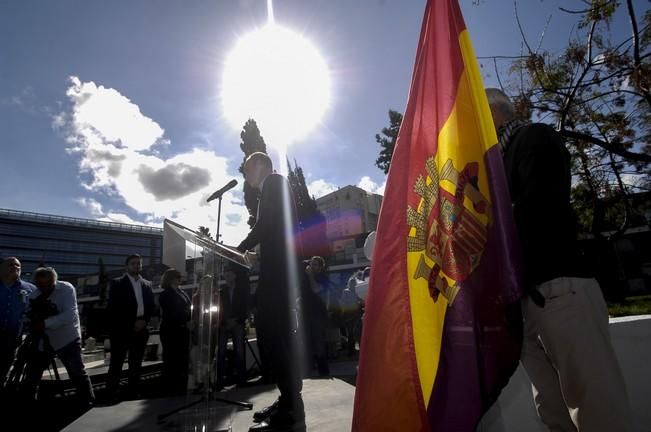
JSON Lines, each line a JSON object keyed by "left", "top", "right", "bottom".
{"left": 0, "top": 215, "right": 363, "bottom": 432}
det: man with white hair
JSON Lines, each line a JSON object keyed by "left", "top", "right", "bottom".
{"left": 21, "top": 267, "right": 94, "bottom": 407}
{"left": 486, "top": 88, "right": 631, "bottom": 431}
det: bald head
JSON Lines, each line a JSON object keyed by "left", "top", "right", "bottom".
{"left": 486, "top": 88, "right": 515, "bottom": 130}
{"left": 0, "top": 257, "right": 21, "bottom": 285}
{"left": 243, "top": 152, "right": 273, "bottom": 190}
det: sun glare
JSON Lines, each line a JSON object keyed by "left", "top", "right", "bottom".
{"left": 221, "top": 24, "right": 331, "bottom": 149}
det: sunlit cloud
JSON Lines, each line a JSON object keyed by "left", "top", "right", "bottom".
{"left": 307, "top": 175, "right": 386, "bottom": 200}
{"left": 76, "top": 197, "right": 104, "bottom": 217}
{"left": 357, "top": 175, "right": 386, "bottom": 195}
{"left": 58, "top": 76, "right": 249, "bottom": 245}
{"left": 308, "top": 179, "right": 337, "bottom": 198}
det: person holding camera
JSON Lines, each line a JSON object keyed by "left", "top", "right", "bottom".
{"left": 0, "top": 257, "right": 34, "bottom": 393}
{"left": 21, "top": 267, "right": 94, "bottom": 407}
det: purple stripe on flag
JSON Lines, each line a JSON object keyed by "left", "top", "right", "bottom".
{"left": 426, "top": 145, "right": 523, "bottom": 430}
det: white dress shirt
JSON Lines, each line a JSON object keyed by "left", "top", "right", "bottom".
{"left": 127, "top": 274, "right": 145, "bottom": 317}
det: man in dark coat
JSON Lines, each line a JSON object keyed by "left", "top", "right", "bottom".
{"left": 216, "top": 263, "right": 250, "bottom": 387}
{"left": 486, "top": 88, "right": 632, "bottom": 431}
{"left": 106, "top": 254, "right": 155, "bottom": 399}
{"left": 237, "top": 152, "right": 305, "bottom": 432}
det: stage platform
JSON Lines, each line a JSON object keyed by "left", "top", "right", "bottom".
{"left": 63, "top": 377, "right": 355, "bottom": 432}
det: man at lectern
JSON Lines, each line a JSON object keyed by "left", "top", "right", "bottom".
{"left": 237, "top": 152, "right": 305, "bottom": 432}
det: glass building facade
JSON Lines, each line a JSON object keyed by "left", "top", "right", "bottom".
{"left": 0, "top": 208, "right": 163, "bottom": 280}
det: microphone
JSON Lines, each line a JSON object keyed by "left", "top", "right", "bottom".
{"left": 207, "top": 179, "right": 238, "bottom": 202}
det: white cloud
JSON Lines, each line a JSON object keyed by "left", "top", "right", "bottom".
{"left": 62, "top": 76, "right": 250, "bottom": 245}
{"left": 307, "top": 176, "right": 386, "bottom": 200}
{"left": 66, "top": 76, "right": 164, "bottom": 152}
{"left": 99, "top": 212, "right": 143, "bottom": 225}
{"left": 308, "top": 179, "right": 337, "bottom": 198}
{"left": 357, "top": 175, "right": 386, "bottom": 195}
{"left": 77, "top": 197, "right": 104, "bottom": 216}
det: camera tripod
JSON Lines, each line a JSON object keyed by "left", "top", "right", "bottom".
{"left": 5, "top": 333, "right": 62, "bottom": 400}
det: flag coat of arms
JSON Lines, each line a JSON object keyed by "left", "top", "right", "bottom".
{"left": 352, "top": 0, "right": 523, "bottom": 430}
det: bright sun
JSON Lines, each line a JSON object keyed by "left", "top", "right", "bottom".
{"left": 221, "top": 24, "right": 331, "bottom": 148}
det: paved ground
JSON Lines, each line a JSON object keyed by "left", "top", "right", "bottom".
{"left": 63, "top": 378, "right": 355, "bottom": 432}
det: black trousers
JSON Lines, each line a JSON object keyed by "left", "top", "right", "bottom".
{"left": 257, "top": 304, "right": 303, "bottom": 415}
{"left": 217, "top": 322, "right": 246, "bottom": 384}
{"left": 0, "top": 330, "right": 19, "bottom": 389}
{"left": 107, "top": 329, "right": 148, "bottom": 395}
{"left": 160, "top": 327, "right": 190, "bottom": 395}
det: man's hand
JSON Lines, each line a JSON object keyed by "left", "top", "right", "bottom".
{"left": 31, "top": 320, "right": 45, "bottom": 333}
{"left": 134, "top": 319, "right": 147, "bottom": 332}
{"left": 244, "top": 250, "right": 258, "bottom": 266}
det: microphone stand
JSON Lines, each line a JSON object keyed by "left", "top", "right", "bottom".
{"left": 215, "top": 195, "right": 222, "bottom": 243}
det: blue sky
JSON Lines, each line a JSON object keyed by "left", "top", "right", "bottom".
{"left": 0, "top": 0, "right": 638, "bottom": 244}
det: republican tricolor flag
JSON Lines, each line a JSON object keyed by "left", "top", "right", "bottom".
{"left": 352, "top": 1, "right": 523, "bottom": 431}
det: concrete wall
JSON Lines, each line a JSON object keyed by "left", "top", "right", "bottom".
{"left": 479, "top": 315, "right": 651, "bottom": 432}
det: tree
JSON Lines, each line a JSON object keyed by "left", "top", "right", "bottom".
{"left": 97, "top": 257, "right": 108, "bottom": 303}
{"left": 287, "top": 159, "right": 330, "bottom": 258}
{"left": 238, "top": 119, "right": 268, "bottom": 228}
{"left": 485, "top": 0, "right": 651, "bottom": 234}
{"left": 374, "top": 110, "right": 403, "bottom": 174}
{"left": 198, "top": 226, "right": 211, "bottom": 238}
{"left": 375, "top": 2, "right": 650, "bottom": 234}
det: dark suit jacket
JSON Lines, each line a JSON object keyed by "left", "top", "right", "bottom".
{"left": 503, "top": 123, "right": 587, "bottom": 292}
{"left": 159, "top": 288, "right": 191, "bottom": 332}
{"left": 220, "top": 273, "right": 250, "bottom": 325}
{"left": 237, "top": 173, "right": 300, "bottom": 311}
{"left": 108, "top": 274, "right": 155, "bottom": 336}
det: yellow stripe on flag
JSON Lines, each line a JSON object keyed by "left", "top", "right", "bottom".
{"left": 407, "top": 30, "right": 499, "bottom": 409}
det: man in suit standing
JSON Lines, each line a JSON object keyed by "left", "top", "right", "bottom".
{"left": 216, "top": 263, "right": 250, "bottom": 388}
{"left": 107, "top": 254, "right": 154, "bottom": 399}
{"left": 238, "top": 152, "right": 305, "bottom": 432}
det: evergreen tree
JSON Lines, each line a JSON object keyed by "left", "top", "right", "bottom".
{"left": 287, "top": 158, "right": 330, "bottom": 258}
{"left": 238, "top": 119, "right": 268, "bottom": 228}
{"left": 374, "top": 110, "right": 403, "bottom": 174}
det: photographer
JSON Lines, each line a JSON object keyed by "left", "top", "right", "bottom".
{"left": 20, "top": 267, "right": 94, "bottom": 407}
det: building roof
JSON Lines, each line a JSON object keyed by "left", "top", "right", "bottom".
{"left": 0, "top": 208, "right": 162, "bottom": 235}
{"left": 315, "top": 185, "right": 383, "bottom": 203}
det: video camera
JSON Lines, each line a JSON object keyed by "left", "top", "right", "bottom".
{"left": 26, "top": 294, "right": 58, "bottom": 323}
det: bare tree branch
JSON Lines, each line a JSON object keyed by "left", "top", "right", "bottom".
{"left": 625, "top": 0, "right": 641, "bottom": 65}
{"left": 493, "top": 57, "right": 505, "bottom": 90}
{"left": 625, "top": 0, "right": 651, "bottom": 108}
{"left": 560, "top": 20, "right": 597, "bottom": 129}
{"left": 560, "top": 129, "right": 651, "bottom": 162}
{"left": 536, "top": 15, "right": 553, "bottom": 53}
{"left": 514, "top": 1, "right": 533, "bottom": 54}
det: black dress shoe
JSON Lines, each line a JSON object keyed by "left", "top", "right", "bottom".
{"left": 249, "top": 411, "right": 306, "bottom": 432}
{"left": 253, "top": 399, "right": 280, "bottom": 423}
